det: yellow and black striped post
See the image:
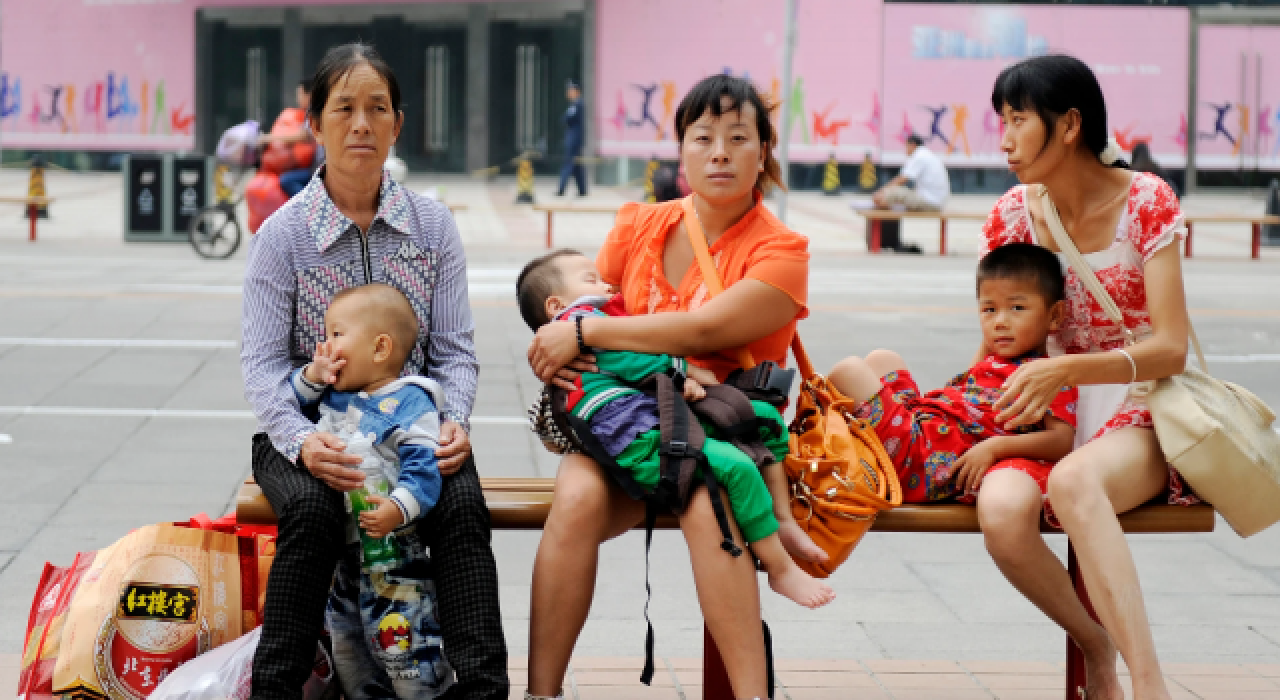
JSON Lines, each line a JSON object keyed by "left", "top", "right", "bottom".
{"left": 515, "top": 156, "right": 535, "bottom": 204}
{"left": 858, "top": 152, "right": 878, "bottom": 192}
{"left": 822, "top": 154, "right": 840, "bottom": 196}
{"left": 27, "top": 155, "right": 49, "bottom": 218}
{"left": 643, "top": 157, "right": 660, "bottom": 203}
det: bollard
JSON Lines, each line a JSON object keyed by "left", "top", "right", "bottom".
{"left": 1265, "top": 179, "right": 1280, "bottom": 246}
{"left": 821, "top": 154, "right": 840, "bottom": 196}
{"left": 515, "top": 157, "right": 535, "bottom": 204}
{"left": 858, "top": 152, "right": 878, "bottom": 192}
{"left": 27, "top": 154, "right": 49, "bottom": 219}
{"left": 28, "top": 201, "right": 38, "bottom": 242}
{"left": 644, "top": 157, "right": 660, "bottom": 203}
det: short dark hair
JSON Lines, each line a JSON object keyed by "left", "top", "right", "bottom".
{"left": 298, "top": 77, "right": 312, "bottom": 92}
{"left": 307, "top": 42, "right": 401, "bottom": 125}
{"left": 991, "top": 54, "right": 1126, "bottom": 169}
{"left": 976, "top": 243, "right": 1065, "bottom": 304}
{"left": 328, "top": 283, "right": 419, "bottom": 366}
{"left": 674, "top": 74, "right": 784, "bottom": 193}
{"left": 516, "top": 249, "right": 586, "bottom": 331}
{"left": 906, "top": 133, "right": 924, "bottom": 147}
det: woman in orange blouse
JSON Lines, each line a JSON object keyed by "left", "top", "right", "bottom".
{"left": 525, "top": 75, "right": 811, "bottom": 699}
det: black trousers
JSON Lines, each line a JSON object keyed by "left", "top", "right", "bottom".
{"left": 249, "top": 433, "right": 509, "bottom": 700}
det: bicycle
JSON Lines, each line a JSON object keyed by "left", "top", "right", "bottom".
{"left": 189, "top": 163, "right": 249, "bottom": 259}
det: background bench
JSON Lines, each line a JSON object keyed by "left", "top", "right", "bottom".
{"left": 1182, "top": 214, "right": 1280, "bottom": 259}
{"left": 855, "top": 209, "right": 989, "bottom": 256}
{"left": 237, "top": 476, "right": 1212, "bottom": 700}
{"left": 532, "top": 203, "right": 622, "bottom": 248}
{"left": 0, "top": 195, "right": 54, "bottom": 242}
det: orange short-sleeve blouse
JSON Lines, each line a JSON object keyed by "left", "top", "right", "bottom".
{"left": 595, "top": 195, "right": 810, "bottom": 381}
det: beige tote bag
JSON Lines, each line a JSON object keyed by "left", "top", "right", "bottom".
{"left": 1038, "top": 185, "right": 1280, "bottom": 537}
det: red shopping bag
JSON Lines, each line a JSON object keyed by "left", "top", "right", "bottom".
{"left": 245, "top": 172, "right": 288, "bottom": 234}
{"left": 17, "top": 552, "right": 96, "bottom": 700}
{"left": 179, "top": 513, "right": 277, "bottom": 630}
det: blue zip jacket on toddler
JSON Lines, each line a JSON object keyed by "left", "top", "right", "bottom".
{"left": 291, "top": 370, "right": 445, "bottom": 526}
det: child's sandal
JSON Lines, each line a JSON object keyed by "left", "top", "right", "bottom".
{"left": 524, "top": 691, "right": 564, "bottom": 700}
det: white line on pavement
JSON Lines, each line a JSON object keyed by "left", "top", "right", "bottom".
{"left": 0, "top": 434, "right": 11, "bottom": 444}
{"left": 0, "top": 406, "right": 527, "bottom": 424}
{"left": 0, "top": 337, "right": 237, "bottom": 349}
{"left": 1205, "top": 354, "right": 1280, "bottom": 363}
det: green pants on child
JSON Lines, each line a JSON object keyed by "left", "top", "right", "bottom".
{"left": 611, "top": 400, "right": 789, "bottom": 543}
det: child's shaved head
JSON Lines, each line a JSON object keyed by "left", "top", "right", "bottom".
{"left": 328, "top": 284, "right": 419, "bottom": 366}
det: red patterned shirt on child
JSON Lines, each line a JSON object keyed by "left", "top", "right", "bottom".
{"left": 857, "top": 353, "right": 1078, "bottom": 504}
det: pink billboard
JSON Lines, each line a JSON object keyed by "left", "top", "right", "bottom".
{"left": 882, "top": 4, "right": 1189, "bottom": 167}
{"left": 1, "top": 0, "right": 199, "bottom": 151}
{"left": 1196, "top": 25, "right": 1280, "bottom": 171}
{"left": 597, "top": 0, "right": 883, "bottom": 162}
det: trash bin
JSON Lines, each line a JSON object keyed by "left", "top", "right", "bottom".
{"left": 172, "top": 156, "right": 212, "bottom": 236}
{"left": 123, "top": 154, "right": 212, "bottom": 242}
{"left": 124, "top": 154, "right": 167, "bottom": 240}
{"left": 1265, "top": 179, "right": 1280, "bottom": 247}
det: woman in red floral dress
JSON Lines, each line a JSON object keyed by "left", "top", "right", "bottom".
{"left": 976, "top": 56, "right": 1193, "bottom": 700}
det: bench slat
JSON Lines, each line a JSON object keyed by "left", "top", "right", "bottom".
{"left": 236, "top": 478, "right": 1214, "bottom": 534}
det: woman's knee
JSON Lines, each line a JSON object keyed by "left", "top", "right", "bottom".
{"left": 1046, "top": 454, "right": 1106, "bottom": 519}
{"left": 277, "top": 487, "right": 346, "bottom": 546}
{"left": 545, "top": 455, "right": 615, "bottom": 543}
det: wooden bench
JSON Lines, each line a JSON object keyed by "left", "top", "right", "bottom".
{"left": 0, "top": 195, "right": 54, "bottom": 242}
{"left": 1181, "top": 214, "right": 1280, "bottom": 260}
{"left": 236, "top": 476, "right": 1212, "bottom": 700}
{"left": 854, "top": 208, "right": 989, "bottom": 256}
{"left": 532, "top": 203, "right": 622, "bottom": 248}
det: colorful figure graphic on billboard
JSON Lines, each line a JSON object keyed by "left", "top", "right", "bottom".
{"left": 862, "top": 91, "right": 881, "bottom": 140}
{"left": 787, "top": 77, "right": 810, "bottom": 144}
{"left": 981, "top": 109, "right": 1003, "bottom": 153}
{"left": 1232, "top": 104, "right": 1250, "bottom": 156}
{"left": 1200, "top": 102, "right": 1236, "bottom": 148}
{"left": 1258, "top": 106, "right": 1273, "bottom": 155}
{"left": 107, "top": 72, "right": 139, "bottom": 122}
{"left": 171, "top": 102, "right": 195, "bottom": 135}
{"left": 1273, "top": 108, "right": 1280, "bottom": 158}
{"left": 610, "top": 90, "right": 628, "bottom": 135}
{"left": 151, "top": 81, "right": 168, "bottom": 135}
{"left": 85, "top": 80, "right": 105, "bottom": 133}
{"left": 40, "top": 85, "right": 66, "bottom": 130}
{"left": 1113, "top": 123, "right": 1151, "bottom": 153}
{"left": 813, "top": 102, "right": 851, "bottom": 145}
{"left": 920, "top": 104, "right": 951, "bottom": 149}
{"left": 948, "top": 104, "right": 971, "bottom": 156}
{"left": 897, "top": 113, "right": 915, "bottom": 146}
{"left": 1174, "top": 113, "right": 1188, "bottom": 150}
{"left": 1, "top": 74, "right": 21, "bottom": 120}
{"left": 658, "top": 81, "right": 676, "bottom": 141}
{"left": 65, "top": 84, "right": 78, "bottom": 133}
{"left": 627, "top": 83, "right": 661, "bottom": 133}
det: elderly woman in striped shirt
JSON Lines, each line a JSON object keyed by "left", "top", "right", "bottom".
{"left": 240, "top": 43, "right": 508, "bottom": 700}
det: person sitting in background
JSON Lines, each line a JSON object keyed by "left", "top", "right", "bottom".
{"left": 873, "top": 133, "right": 950, "bottom": 211}
{"left": 1130, "top": 142, "right": 1180, "bottom": 197}
{"left": 261, "top": 79, "right": 322, "bottom": 197}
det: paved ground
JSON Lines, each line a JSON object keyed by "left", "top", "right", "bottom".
{"left": 1, "top": 171, "right": 1279, "bottom": 697}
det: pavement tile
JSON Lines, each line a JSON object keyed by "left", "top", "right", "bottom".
{"left": 873, "top": 671, "right": 980, "bottom": 689}
{"left": 862, "top": 659, "right": 962, "bottom": 674}
{"left": 960, "top": 661, "right": 1061, "bottom": 675}
{"left": 884, "top": 690, "right": 992, "bottom": 700}
{"left": 773, "top": 659, "right": 865, "bottom": 671}
{"left": 1163, "top": 662, "right": 1248, "bottom": 675}
{"left": 776, "top": 670, "right": 878, "bottom": 688}
{"left": 781, "top": 688, "right": 890, "bottom": 700}
{"left": 574, "top": 685, "right": 679, "bottom": 699}
{"left": 972, "top": 672, "right": 1062, "bottom": 689}
{"left": 987, "top": 691, "right": 1065, "bottom": 700}
{"left": 1244, "top": 663, "right": 1280, "bottom": 677}
{"left": 1174, "top": 674, "right": 1280, "bottom": 693}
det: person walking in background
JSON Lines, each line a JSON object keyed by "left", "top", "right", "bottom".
{"left": 873, "top": 133, "right": 951, "bottom": 211}
{"left": 557, "top": 80, "right": 587, "bottom": 197}
{"left": 261, "top": 79, "right": 321, "bottom": 197}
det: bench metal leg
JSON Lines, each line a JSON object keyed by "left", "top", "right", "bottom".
{"left": 1253, "top": 222, "right": 1262, "bottom": 260}
{"left": 27, "top": 202, "right": 37, "bottom": 242}
{"left": 1066, "top": 540, "right": 1099, "bottom": 700}
{"left": 939, "top": 218, "right": 948, "bottom": 256}
{"left": 546, "top": 210, "right": 554, "bottom": 249}
{"left": 870, "top": 219, "right": 882, "bottom": 253}
{"left": 704, "top": 623, "right": 734, "bottom": 699}
{"left": 1184, "top": 221, "right": 1193, "bottom": 258}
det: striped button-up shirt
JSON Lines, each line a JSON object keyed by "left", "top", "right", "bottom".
{"left": 241, "top": 168, "right": 477, "bottom": 463}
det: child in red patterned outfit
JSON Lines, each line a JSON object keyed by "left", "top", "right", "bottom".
{"left": 830, "top": 243, "right": 1078, "bottom": 507}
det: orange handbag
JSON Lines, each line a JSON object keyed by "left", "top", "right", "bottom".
{"left": 681, "top": 196, "right": 901, "bottom": 578}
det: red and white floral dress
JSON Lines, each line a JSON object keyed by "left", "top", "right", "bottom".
{"left": 980, "top": 172, "right": 1198, "bottom": 506}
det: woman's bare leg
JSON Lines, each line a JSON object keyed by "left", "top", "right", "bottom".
{"left": 680, "top": 486, "right": 769, "bottom": 698}
{"left": 528, "top": 454, "right": 647, "bottom": 696}
{"left": 977, "top": 469, "right": 1122, "bottom": 700}
{"left": 1048, "top": 427, "right": 1170, "bottom": 700}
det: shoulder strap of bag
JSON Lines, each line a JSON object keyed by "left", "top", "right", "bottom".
{"left": 1035, "top": 186, "right": 1207, "bottom": 371}
{"left": 680, "top": 195, "right": 818, "bottom": 380}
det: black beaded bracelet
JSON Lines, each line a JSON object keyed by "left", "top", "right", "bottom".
{"left": 575, "top": 315, "right": 589, "bottom": 354}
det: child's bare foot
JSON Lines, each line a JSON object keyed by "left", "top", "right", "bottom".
{"left": 768, "top": 564, "right": 836, "bottom": 609}
{"left": 778, "top": 519, "right": 829, "bottom": 563}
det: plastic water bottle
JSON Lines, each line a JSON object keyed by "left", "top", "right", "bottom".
{"left": 345, "top": 433, "right": 404, "bottom": 572}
